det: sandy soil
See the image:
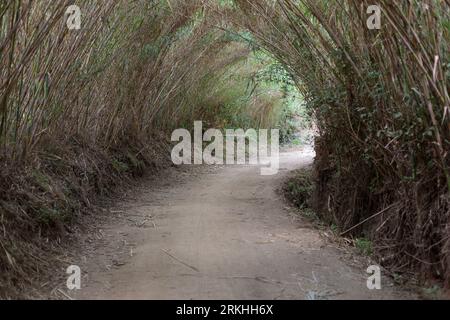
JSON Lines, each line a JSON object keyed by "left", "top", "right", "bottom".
{"left": 68, "top": 149, "right": 412, "bottom": 300}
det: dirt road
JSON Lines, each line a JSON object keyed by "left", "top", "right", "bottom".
{"left": 72, "top": 149, "right": 409, "bottom": 300}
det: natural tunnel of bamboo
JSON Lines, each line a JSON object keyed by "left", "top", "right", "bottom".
{"left": 0, "top": 0, "right": 449, "bottom": 298}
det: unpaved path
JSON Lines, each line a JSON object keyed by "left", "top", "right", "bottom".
{"left": 72, "top": 150, "right": 409, "bottom": 300}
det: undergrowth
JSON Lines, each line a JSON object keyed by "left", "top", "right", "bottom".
{"left": 0, "top": 134, "right": 170, "bottom": 298}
